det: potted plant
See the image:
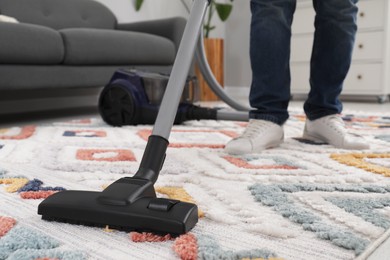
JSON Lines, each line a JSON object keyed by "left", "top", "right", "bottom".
{"left": 196, "top": 0, "right": 234, "bottom": 101}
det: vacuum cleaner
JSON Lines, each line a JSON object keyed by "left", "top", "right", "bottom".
{"left": 38, "top": 0, "right": 248, "bottom": 235}
{"left": 98, "top": 68, "right": 248, "bottom": 126}
{"left": 98, "top": 69, "right": 220, "bottom": 126}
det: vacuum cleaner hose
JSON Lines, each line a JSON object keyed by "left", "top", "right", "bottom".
{"left": 195, "top": 29, "right": 250, "bottom": 112}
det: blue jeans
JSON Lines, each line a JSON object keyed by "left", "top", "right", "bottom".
{"left": 249, "top": 0, "right": 359, "bottom": 125}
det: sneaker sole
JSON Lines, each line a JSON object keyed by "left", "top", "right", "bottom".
{"left": 251, "top": 138, "right": 284, "bottom": 153}
{"left": 225, "top": 138, "right": 284, "bottom": 155}
{"left": 303, "top": 131, "right": 370, "bottom": 150}
{"left": 302, "top": 131, "right": 329, "bottom": 145}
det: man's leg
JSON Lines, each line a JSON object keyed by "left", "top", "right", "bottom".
{"left": 249, "top": 0, "right": 296, "bottom": 125}
{"left": 225, "top": 0, "right": 296, "bottom": 155}
{"left": 303, "top": 0, "right": 369, "bottom": 150}
{"left": 305, "top": 0, "right": 358, "bottom": 119}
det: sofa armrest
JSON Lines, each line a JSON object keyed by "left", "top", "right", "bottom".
{"left": 116, "top": 17, "right": 186, "bottom": 53}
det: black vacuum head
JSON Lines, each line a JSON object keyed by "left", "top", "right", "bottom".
{"left": 38, "top": 177, "right": 198, "bottom": 235}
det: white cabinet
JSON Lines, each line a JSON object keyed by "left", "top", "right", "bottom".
{"left": 290, "top": 0, "right": 390, "bottom": 102}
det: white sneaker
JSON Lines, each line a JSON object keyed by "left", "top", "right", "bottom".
{"left": 303, "top": 114, "right": 370, "bottom": 150}
{"left": 224, "top": 119, "right": 284, "bottom": 155}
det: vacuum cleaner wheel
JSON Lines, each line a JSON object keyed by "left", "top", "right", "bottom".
{"left": 99, "top": 84, "right": 137, "bottom": 126}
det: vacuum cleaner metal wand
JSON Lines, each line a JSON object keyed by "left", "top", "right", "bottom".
{"left": 38, "top": 0, "right": 211, "bottom": 235}
{"left": 152, "top": 0, "right": 210, "bottom": 140}
{"left": 135, "top": 0, "right": 209, "bottom": 181}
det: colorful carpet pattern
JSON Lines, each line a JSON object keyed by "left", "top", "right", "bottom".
{"left": 0, "top": 112, "right": 390, "bottom": 260}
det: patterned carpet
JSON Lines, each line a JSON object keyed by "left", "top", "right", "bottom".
{"left": 0, "top": 111, "right": 390, "bottom": 260}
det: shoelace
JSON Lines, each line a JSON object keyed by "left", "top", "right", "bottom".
{"left": 240, "top": 121, "right": 271, "bottom": 139}
{"left": 325, "top": 116, "right": 347, "bottom": 137}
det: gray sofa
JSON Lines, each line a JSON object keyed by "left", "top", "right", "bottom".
{"left": 0, "top": 0, "right": 186, "bottom": 115}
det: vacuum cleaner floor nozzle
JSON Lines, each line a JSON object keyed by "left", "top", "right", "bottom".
{"left": 38, "top": 179, "right": 198, "bottom": 235}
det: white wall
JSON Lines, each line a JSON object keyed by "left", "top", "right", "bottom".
{"left": 225, "top": 1, "right": 251, "bottom": 88}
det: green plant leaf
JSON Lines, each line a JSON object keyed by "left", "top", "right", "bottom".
{"left": 215, "top": 3, "right": 233, "bottom": 22}
{"left": 204, "top": 25, "right": 216, "bottom": 31}
{"left": 135, "top": 0, "right": 144, "bottom": 11}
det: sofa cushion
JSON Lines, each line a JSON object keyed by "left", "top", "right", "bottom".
{"left": 0, "top": 0, "right": 116, "bottom": 30}
{"left": 0, "top": 22, "right": 64, "bottom": 65}
{"left": 60, "top": 28, "right": 176, "bottom": 66}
